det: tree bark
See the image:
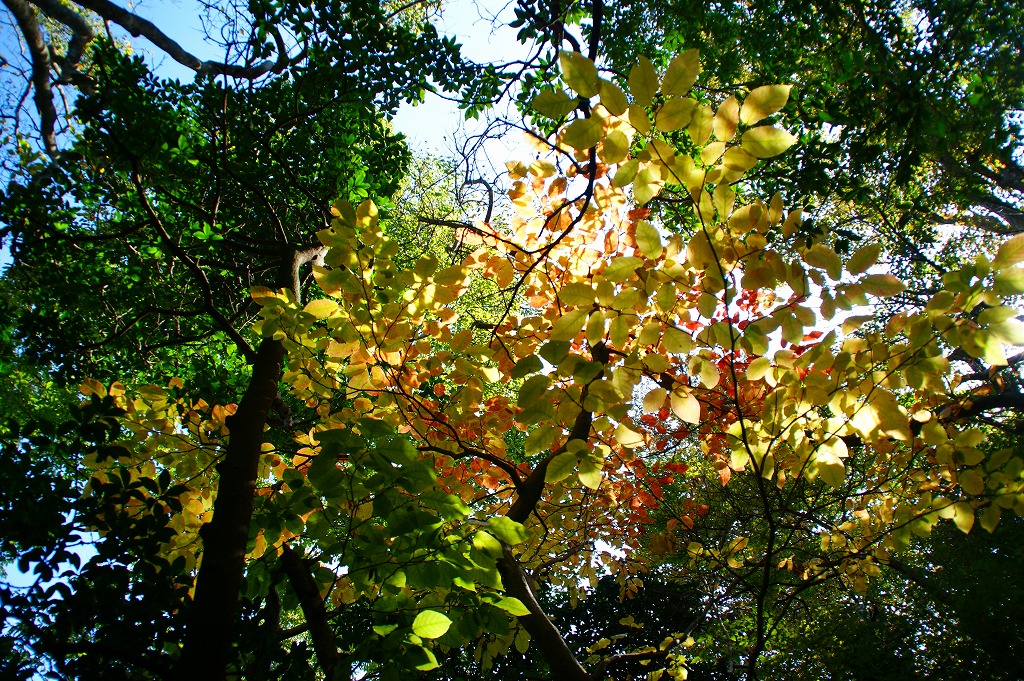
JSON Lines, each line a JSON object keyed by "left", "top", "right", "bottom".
{"left": 175, "top": 337, "right": 285, "bottom": 680}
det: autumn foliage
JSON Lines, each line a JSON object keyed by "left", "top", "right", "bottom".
{"left": 77, "top": 51, "right": 1024, "bottom": 678}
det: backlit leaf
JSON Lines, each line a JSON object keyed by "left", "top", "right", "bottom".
{"left": 861, "top": 273, "right": 906, "bottom": 297}
{"left": 713, "top": 95, "right": 739, "bottom": 141}
{"left": 562, "top": 118, "right": 603, "bottom": 150}
{"left": 599, "top": 79, "right": 628, "bottom": 115}
{"left": 655, "top": 97, "right": 697, "bottom": 132}
{"left": 741, "top": 126, "right": 797, "bottom": 158}
{"left": 739, "top": 84, "right": 792, "bottom": 125}
{"left": 635, "top": 220, "right": 663, "bottom": 259}
{"left": 412, "top": 610, "right": 452, "bottom": 639}
{"left": 847, "top": 242, "right": 882, "bottom": 275}
{"left": 993, "top": 233, "right": 1024, "bottom": 268}
{"left": 629, "top": 57, "right": 658, "bottom": 105}
{"left": 532, "top": 89, "right": 578, "bottom": 119}
{"left": 560, "top": 51, "right": 600, "bottom": 98}
{"left": 662, "top": 49, "right": 700, "bottom": 96}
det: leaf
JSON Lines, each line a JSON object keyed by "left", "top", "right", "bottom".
{"left": 532, "top": 89, "right": 578, "bottom": 119}
{"left": 993, "top": 233, "right": 1024, "bottom": 269}
{"left": 550, "top": 308, "right": 590, "bottom": 341}
{"left": 662, "top": 49, "right": 700, "bottom": 96}
{"left": 670, "top": 391, "right": 701, "bottom": 424}
{"left": 741, "top": 126, "right": 797, "bottom": 158}
{"left": 545, "top": 452, "right": 576, "bottom": 483}
{"left": 713, "top": 95, "right": 739, "bottom": 141}
{"left": 739, "top": 85, "right": 792, "bottom": 125}
{"left": 633, "top": 165, "right": 665, "bottom": 205}
{"left": 688, "top": 104, "right": 713, "bottom": 146}
{"left": 600, "top": 130, "right": 630, "bottom": 163}
{"left": 635, "top": 220, "right": 663, "bottom": 259}
{"left": 861, "top": 273, "right": 906, "bottom": 297}
{"left": 492, "top": 597, "right": 531, "bottom": 616}
{"left": 559, "top": 282, "right": 597, "bottom": 307}
{"left": 613, "top": 159, "right": 640, "bottom": 187}
{"left": 560, "top": 51, "right": 600, "bottom": 98}
{"left": 615, "top": 423, "right": 645, "bottom": 448}
{"left": 847, "top": 242, "right": 882, "bottom": 275}
{"left": 952, "top": 503, "right": 975, "bottom": 534}
{"left": 303, "top": 299, "right": 338, "bottom": 319}
{"left": 994, "top": 267, "right": 1024, "bottom": 295}
{"left": 655, "top": 97, "right": 697, "bottom": 132}
{"left": 487, "top": 516, "right": 528, "bottom": 544}
{"left": 599, "top": 79, "right": 628, "bottom": 115}
{"left": 511, "top": 354, "right": 543, "bottom": 379}
{"left": 629, "top": 57, "right": 658, "bottom": 105}
{"left": 412, "top": 610, "right": 452, "bottom": 639}
{"left": 563, "top": 118, "right": 603, "bottom": 150}
{"left": 604, "top": 256, "right": 643, "bottom": 282}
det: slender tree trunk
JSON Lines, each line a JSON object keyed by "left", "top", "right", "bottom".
{"left": 175, "top": 338, "right": 285, "bottom": 679}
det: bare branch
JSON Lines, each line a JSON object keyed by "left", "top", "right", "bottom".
{"left": 3, "top": 0, "right": 58, "bottom": 155}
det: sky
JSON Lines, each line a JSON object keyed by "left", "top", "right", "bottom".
{"left": 126, "top": 0, "right": 531, "bottom": 155}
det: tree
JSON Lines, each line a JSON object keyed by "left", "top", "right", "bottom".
{"left": 0, "top": 0, "right": 497, "bottom": 678}
{"left": 7, "top": 47, "right": 1023, "bottom": 681}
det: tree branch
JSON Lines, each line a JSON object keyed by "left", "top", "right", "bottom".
{"left": 71, "top": 0, "right": 293, "bottom": 79}
{"left": 4, "top": 0, "right": 58, "bottom": 155}
{"left": 279, "top": 543, "right": 344, "bottom": 680}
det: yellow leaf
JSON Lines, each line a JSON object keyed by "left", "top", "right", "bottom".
{"left": 560, "top": 51, "right": 600, "bottom": 98}
{"left": 550, "top": 308, "right": 590, "bottom": 341}
{"left": 532, "top": 88, "right": 578, "bottom": 118}
{"left": 613, "top": 159, "right": 640, "bottom": 187}
{"left": 952, "top": 502, "right": 975, "bottom": 533}
{"left": 558, "top": 282, "right": 596, "bottom": 307}
{"left": 615, "top": 423, "right": 645, "bottom": 448}
{"left": 670, "top": 390, "right": 701, "bottom": 423}
{"left": 661, "top": 49, "right": 700, "bottom": 96}
{"left": 643, "top": 387, "right": 667, "bottom": 413}
{"left": 713, "top": 95, "right": 739, "bottom": 141}
{"left": 633, "top": 165, "right": 665, "bottom": 205}
{"left": 599, "top": 79, "right": 628, "bottom": 115}
{"left": 739, "top": 84, "right": 792, "bottom": 125}
{"left": 688, "top": 104, "right": 713, "bottom": 146}
{"left": 993, "top": 233, "right": 1024, "bottom": 269}
{"left": 599, "top": 129, "right": 629, "bottom": 164}
{"left": 655, "top": 97, "right": 698, "bottom": 132}
{"left": 847, "top": 242, "right": 882, "bottom": 275}
{"left": 303, "top": 299, "right": 339, "bottom": 319}
{"left": 628, "top": 104, "right": 651, "bottom": 134}
{"left": 628, "top": 57, "right": 658, "bottom": 105}
{"left": 663, "top": 327, "right": 691, "bottom": 353}
{"left": 635, "top": 220, "right": 663, "bottom": 259}
{"left": 563, "top": 117, "right": 603, "bottom": 150}
{"left": 861, "top": 273, "right": 906, "bottom": 297}
{"left": 740, "top": 126, "right": 797, "bottom": 158}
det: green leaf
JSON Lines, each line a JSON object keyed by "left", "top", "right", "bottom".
{"left": 511, "top": 355, "right": 543, "bottom": 379}
{"left": 545, "top": 451, "right": 576, "bottom": 483}
{"left": 613, "top": 159, "right": 640, "bottom": 187}
{"left": 628, "top": 57, "right": 658, "bottom": 105}
{"left": 603, "top": 256, "right": 643, "bottom": 282}
{"left": 560, "top": 51, "right": 600, "bottom": 98}
{"left": 550, "top": 308, "right": 590, "bottom": 341}
{"left": 532, "top": 89, "right": 578, "bottom": 119}
{"left": 993, "top": 233, "right": 1024, "bottom": 269}
{"left": 412, "top": 610, "right": 452, "bottom": 639}
{"left": 655, "top": 97, "right": 697, "bottom": 132}
{"left": 487, "top": 516, "right": 528, "bottom": 544}
{"left": 661, "top": 49, "right": 700, "bottom": 96}
{"left": 492, "top": 597, "right": 531, "bottom": 616}
{"left": 518, "top": 374, "right": 550, "bottom": 406}
{"left": 994, "top": 267, "right": 1024, "bottom": 295}
{"left": 847, "top": 242, "right": 882, "bottom": 275}
{"left": 740, "top": 126, "right": 797, "bottom": 158}
{"left": 635, "top": 220, "right": 663, "bottom": 259}
{"left": 861, "top": 273, "right": 906, "bottom": 297}
{"left": 739, "top": 84, "right": 792, "bottom": 125}
{"left": 472, "top": 530, "right": 503, "bottom": 556}
{"left": 373, "top": 624, "right": 398, "bottom": 636}
{"left": 559, "top": 282, "right": 596, "bottom": 307}
{"left": 562, "top": 118, "right": 603, "bottom": 150}
{"left": 952, "top": 502, "right": 975, "bottom": 533}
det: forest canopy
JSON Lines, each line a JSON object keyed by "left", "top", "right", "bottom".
{"left": 1, "top": 1, "right": 1022, "bottom": 680}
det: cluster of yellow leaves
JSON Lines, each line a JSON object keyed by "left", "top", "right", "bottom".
{"left": 249, "top": 51, "right": 1024, "bottom": 600}
{"left": 79, "top": 378, "right": 262, "bottom": 572}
